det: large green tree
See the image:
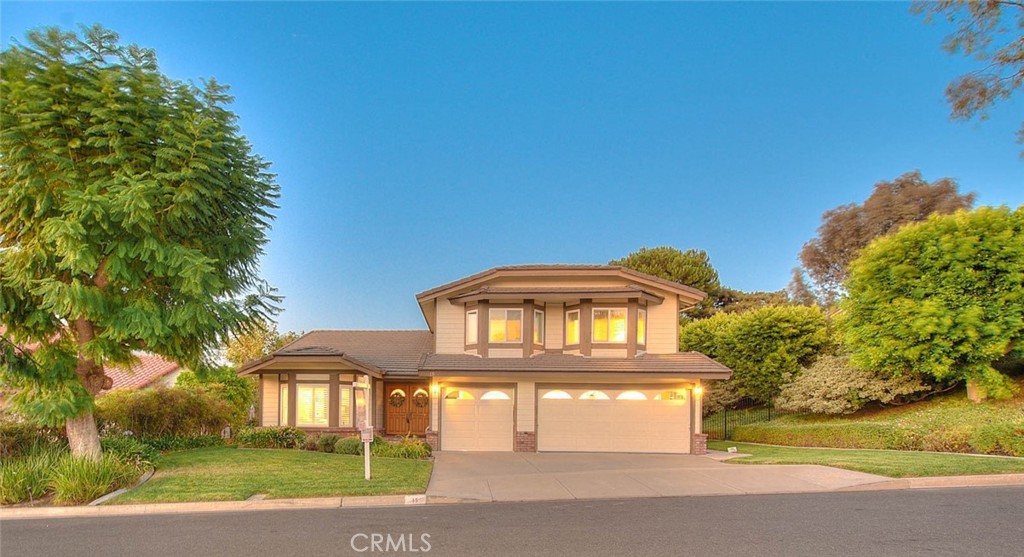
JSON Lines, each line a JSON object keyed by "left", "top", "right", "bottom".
{"left": 679, "top": 305, "right": 828, "bottom": 402}
{"left": 225, "top": 320, "right": 299, "bottom": 368}
{"left": 611, "top": 246, "right": 720, "bottom": 317}
{"left": 0, "top": 26, "right": 280, "bottom": 458}
{"left": 842, "top": 206, "right": 1024, "bottom": 399}
{"left": 914, "top": 0, "right": 1024, "bottom": 156}
{"left": 799, "top": 171, "right": 975, "bottom": 303}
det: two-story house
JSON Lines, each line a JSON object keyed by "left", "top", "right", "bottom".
{"left": 238, "top": 265, "right": 732, "bottom": 454}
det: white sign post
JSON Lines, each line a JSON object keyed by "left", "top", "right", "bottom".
{"left": 353, "top": 376, "right": 372, "bottom": 480}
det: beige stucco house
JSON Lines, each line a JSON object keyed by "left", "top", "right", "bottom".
{"left": 238, "top": 265, "right": 732, "bottom": 454}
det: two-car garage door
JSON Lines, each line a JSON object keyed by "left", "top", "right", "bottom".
{"left": 440, "top": 385, "right": 691, "bottom": 454}
{"left": 537, "top": 387, "right": 690, "bottom": 454}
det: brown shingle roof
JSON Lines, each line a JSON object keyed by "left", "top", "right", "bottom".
{"left": 419, "top": 352, "right": 732, "bottom": 377}
{"left": 274, "top": 330, "right": 434, "bottom": 375}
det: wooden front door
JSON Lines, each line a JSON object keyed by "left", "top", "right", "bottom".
{"left": 384, "top": 383, "right": 430, "bottom": 435}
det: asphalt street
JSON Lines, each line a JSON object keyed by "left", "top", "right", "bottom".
{"left": 3, "top": 486, "right": 1023, "bottom": 557}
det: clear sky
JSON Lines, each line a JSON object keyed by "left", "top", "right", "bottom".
{"left": 3, "top": 2, "right": 1022, "bottom": 333}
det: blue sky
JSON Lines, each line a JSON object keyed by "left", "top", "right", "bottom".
{"left": 3, "top": 2, "right": 1022, "bottom": 332}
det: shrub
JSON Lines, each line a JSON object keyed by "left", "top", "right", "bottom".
{"left": 135, "top": 434, "right": 224, "bottom": 452}
{"left": 372, "top": 436, "right": 432, "bottom": 459}
{"left": 0, "top": 445, "right": 64, "bottom": 505}
{"left": 317, "top": 434, "right": 340, "bottom": 453}
{"left": 733, "top": 421, "right": 917, "bottom": 450}
{"left": 176, "top": 368, "right": 257, "bottom": 426}
{"left": 334, "top": 436, "right": 362, "bottom": 455}
{"left": 777, "top": 354, "right": 932, "bottom": 415}
{"left": 96, "top": 387, "right": 235, "bottom": 437}
{"left": 100, "top": 435, "right": 159, "bottom": 467}
{"left": 970, "top": 423, "right": 1024, "bottom": 456}
{"left": 49, "top": 453, "right": 140, "bottom": 505}
{"left": 235, "top": 426, "right": 305, "bottom": 449}
{"left": 0, "top": 417, "right": 66, "bottom": 458}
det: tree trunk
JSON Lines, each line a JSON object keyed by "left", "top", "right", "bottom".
{"left": 66, "top": 410, "right": 102, "bottom": 460}
{"left": 68, "top": 318, "right": 108, "bottom": 461}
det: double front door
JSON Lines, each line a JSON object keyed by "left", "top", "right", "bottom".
{"left": 384, "top": 383, "right": 430, "bottom": 435}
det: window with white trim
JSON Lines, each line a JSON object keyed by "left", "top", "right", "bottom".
{"left": 565, "top": 310, "right": 580, "bottom": 345}
{"left": 534, "top": 309, "right": 544, "bottom": 345}
{"left": 296, "top": 384, "right": 329, "bottom": 427}
{"left": 489, "top": 308, "right": 523, "bottom": 343}
{"left": 592, "top": 308, "right": 627, "bottom": 343}
{"left": 338, "top": 386, "right": 353, "bottom": 427}
{"left": 637, "top": 308, "right": 647, "bottom": 345}
{"left": 466, "top": 310, "right": 478, "bottom": 345}
{"left": 279, "top": 382, "right": 289, "bottom": 425}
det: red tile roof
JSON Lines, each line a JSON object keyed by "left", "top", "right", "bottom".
{"left": 106, "top": 354, "right": 182, "bottom": 390}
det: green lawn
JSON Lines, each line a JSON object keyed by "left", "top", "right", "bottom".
{"left": 112, "top": 447, "right": 432, "bottom": 504}
{"left": 708, "top": 440, "right": 1024, "bottom": 478}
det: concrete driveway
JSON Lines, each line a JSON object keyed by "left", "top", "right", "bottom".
{"left": 427, "top": 451, "right": 887, "bottom": 502}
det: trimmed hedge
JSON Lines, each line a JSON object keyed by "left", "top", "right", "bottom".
{"left": 96, "top": 387, "right": 235, "bottom": 437}
{"left": 235, "top": 426, "right": 306, "bottom": 449}
{"left": 334, "top": 436, "right": 362, "bottom": 455}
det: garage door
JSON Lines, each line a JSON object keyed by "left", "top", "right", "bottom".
{"left": 537, "top": 387, "right": 690, "bottom": 454}
{"left": 441, "top": 386, "right": 514, "bottom": 451}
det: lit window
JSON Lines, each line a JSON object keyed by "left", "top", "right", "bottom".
{"left": 637, "top": 309, "right": 647, "bottom": 345}
{"left": 339, "top": 387, "right": 353, "bottom": 427}
{"left": 297, "top": 384, "right": 329, "bottom": 427}
{"left": 542, "top": 390, "right": 572, "bottom": 400}
{"left": 481, "top": 390, "right": 511, "bottom": 400}
{"left": 579, "top": 390, "right": 610, "bottom": 400}
{"left": 565, "top": 310, "right": 580, "bottom": 345}
{"left": 489, "top": 308, "right": 522, "bottom": 343}
{"left": 655, "top": 390, "right": 686, "bottom": 401}
{"left": 593, "top": 309, "right": 627, "bottom": 343}
{"left": 616, "top": 391, "right": 648, "bottom": 401}
{"left": 445, "top": 390, "right": 475, "bottom": 400}
{"left": 279, "top": 382, "right": 289, "bottom": 425}
{"left": 534, "top": 309, "right": 544, "bottom": 345}
{"left": 466, "top": 310, "right": 478, "bottom": 345}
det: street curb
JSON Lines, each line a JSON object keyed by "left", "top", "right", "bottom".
{"left": 88, "top": 468, "right": 156, "bottom": 506}
{"left": 838, "top": 473, "right": 1024, "bottom": 492}
{"left": 0, "top": 492, "right": 428, "bottom": 520}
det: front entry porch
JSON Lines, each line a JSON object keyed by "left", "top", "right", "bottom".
{"left": 384, "top": 382, "right": 431, "bottom": 436}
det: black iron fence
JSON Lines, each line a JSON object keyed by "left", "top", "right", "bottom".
{"left": 704, "top": 398, "right": 777, "bottom": 441}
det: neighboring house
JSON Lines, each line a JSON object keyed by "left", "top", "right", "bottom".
{"left": 238, "top": 265, "right": 732, "bottom": 454}
{"left": 104, "top": 353, "right": 182, "bottom": 391}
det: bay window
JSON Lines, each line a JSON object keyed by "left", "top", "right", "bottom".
{"left": 637, "top": 308, "right": 647, "bottom": 345}
{"left": 593, "top": 308, "right": 627, "bottom": 343}
{"left": 565, "top": 310, "right": 580, "bottom": 345}
{"left": 489, "top": 308, "right": 522, "bottom": 343}
{"left": 466, "top": 309, "right": 478, "bottom": 344}
{"left": 296, "top": 384, "right": 329, "bottom": 427}
{"left": 534, "top": 309, "right": 545, "bottom": 344}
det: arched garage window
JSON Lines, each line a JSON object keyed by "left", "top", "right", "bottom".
{"left": 579, "top": 390, "right": 610, "bottom": 400}
{"left": 480, "top": 390, "right": 511, "bottom": 400}
{"left": 616, "top": 391, "right": 648, "bottom": 401}
{"left": 542, "top": 390, "right": 572, "bottom": 400}
{"left": 655, "top": 390, "right": 687, "bottom": 401}
{"left": 445, "top": 390, "right": 475, "bottom": 400}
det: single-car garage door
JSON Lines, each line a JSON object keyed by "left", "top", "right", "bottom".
{"left": 537, "top": 387, "right": 690, "bottom": 454}
{"left": 441, "top": 386, "right": 514, "bottom": 451}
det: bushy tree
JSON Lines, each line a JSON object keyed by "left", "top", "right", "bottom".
{"left": 225, "top": 321, "right": 299, "bottom": 367}
{"left": 713, "top": 288, "right": 790, "bottom": 315}
{"left": 843, "top": 206, "right": 1024, "bottom": 398}
{"left": 914, "top": 0, "right": 1024, "bottom": 155}
{"left": 611, "top": 246, "right": 720, "bottom": 318}
{"left": 176, "top": 367, "right": 257, "bottom": 424}
{"left": 679, "top": 305, "right": 828, "bottom": 402}
{"left": 0, "top": 26, "right": 279, "bottom": 458}
{"left": 800, "top": 171, "right": 975, "bottom": 303}
{"left": 777, "top": 354, "right": 932, "bottom": 415}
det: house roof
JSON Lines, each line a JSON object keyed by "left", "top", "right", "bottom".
{"left": 416, "top": 265, "right": 707, "bottom": 301}
{"left": 107, "top": 354, "right": 182, "bottom": 390}
{"left": 448, "top": 285, "right": 665, "bottom": 305}
{"left": 238, "top": 330, "right": 435, "bottom": 377}
{"left": 419, "top": 352, "right": 732, "bottom": 377}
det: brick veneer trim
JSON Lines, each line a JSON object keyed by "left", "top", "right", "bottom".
{"left": 515, "top": 431, "right": 537, "bottom": 452}
{"left": 691, "top": 433, "right": 708, "bottom": 455}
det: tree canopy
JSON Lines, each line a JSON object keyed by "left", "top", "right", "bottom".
{"left": 225, "top": 321, "right": 300, "bottom": 368}
{"left": 842, "top": 206, "right": 1024, "bottom": 398}
{"left": 799, "top": 171, "right": 975, "bottom": 303}
{"left": 611, "top": 246, "right": 720, "bottom": 318}
{"left": 679, "top": 305, "right": 828, "bottom": 402}
{"left": 0, "top": 26, "right": 280, "bottom": 457}
{"left": 914, "top": 0, "right": 1024, "bottom": 156}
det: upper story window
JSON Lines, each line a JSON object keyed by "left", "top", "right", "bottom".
{"left": 466, "top": 310, "right": 478, "bottom": 345}
{"left": 637, "top": 308, "right": 647, "bottom": 345}
{"left": 593, "top": 308, "right": 627, "bottom": 343}
{"left": 534, "top": 309, "right": 544, "bottom": 344}
{"left": 565, "top": 310, "right": 580, "bottom": 345}
{"left": 489, "top": 308, "right": 522, "bottom": 343}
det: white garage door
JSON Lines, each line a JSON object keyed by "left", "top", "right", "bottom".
{"left": 537, "top": 387, "right": 690, "bottom": 454}
{"left": 441, "top": 386, "right": 514, "bottom": 451}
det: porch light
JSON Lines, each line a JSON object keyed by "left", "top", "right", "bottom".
{"left": 431, "top": 383, "right": 440, "bottom": 396}
{"left": 693, "top": 385, "right": 703, "bottom": 397}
